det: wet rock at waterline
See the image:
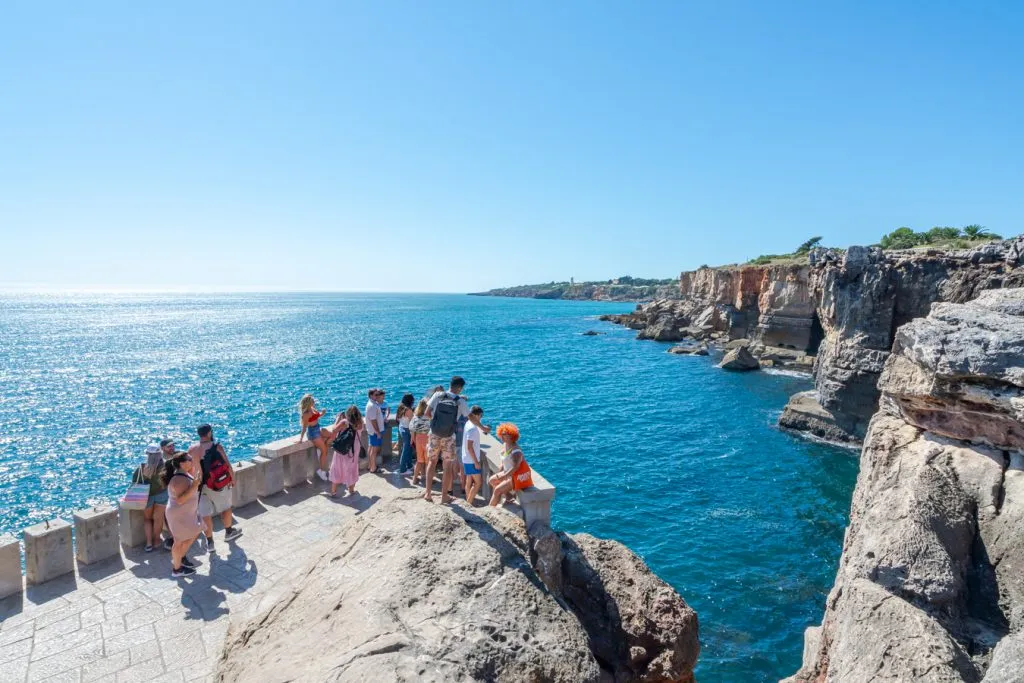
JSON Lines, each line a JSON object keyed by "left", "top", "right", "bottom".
{"left": 668, "top": 343, "right": 709, "bottom": 356}
{"left": 719, "top": 346, "right": 759, "bottom": 371}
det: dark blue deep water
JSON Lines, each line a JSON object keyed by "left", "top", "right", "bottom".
{"left": 0, "top": 293, "right": 857, "bottom": 681}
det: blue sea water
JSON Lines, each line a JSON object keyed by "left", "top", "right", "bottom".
{"left": 0, "top": 292, "right": 857, "bottom": 681}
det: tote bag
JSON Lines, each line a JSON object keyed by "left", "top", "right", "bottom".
{"left": 120, "top": 468, "right": 151, "bottom": 510}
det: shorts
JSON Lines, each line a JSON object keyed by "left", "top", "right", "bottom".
{"left": 369, "top": 433, "right": 383, "bottom": 448}
{"left": 308, "top": 424, "right": 322, "bottom": 440}
{"left": 463, "top": 460, "right": 481, "bottom": 476}
{"left": 414, "top": 433, "right": 429, "bottom": 464}
{"left": 427, "top": 433, "right": 457, "bottom": 464}
{"left": 147, "top": 490, "right": 169, "bottom": 508}
{"left": 199, "top": 486, "right": 233, "bottom": 517}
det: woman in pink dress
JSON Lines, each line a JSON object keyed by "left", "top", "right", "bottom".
{"left": 162, "top": 451, "right": 203, "bottom": 577}
{"left": 329, "top": 405, "right": 364, "bottom": 497}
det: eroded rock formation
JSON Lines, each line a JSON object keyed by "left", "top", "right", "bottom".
{"left": 217, "top": 493, "right": 699, "bottom": 683}
{"left": 604, "top": 237, "right": 1024, "bottom": 443}
{"left": 785, "top": 288, "right": 1024, "bottom": 683}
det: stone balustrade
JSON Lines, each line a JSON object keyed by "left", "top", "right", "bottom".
{"left": 0, "top": 417, "right": 555, "bottom": 598}
{"left": 478, "top": 431, "right": 556, "bottom": 529}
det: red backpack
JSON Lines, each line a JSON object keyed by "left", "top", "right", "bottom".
{"left": 202, "top": 442, "right": 233, "bottom": 491}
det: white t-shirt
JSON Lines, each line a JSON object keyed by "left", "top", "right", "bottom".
{"left": 365, "top": 400, "right": 385, "bottom": 434}
{"left": 427, "top": 391, "right": 470, "bottom": 419}
{"left": 462, "top": 423, "right": 481, "bottom": 465}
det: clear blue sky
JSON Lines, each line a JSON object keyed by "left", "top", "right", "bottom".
{"left": 1, "top": 2, "right": 1021, "bottom": 292}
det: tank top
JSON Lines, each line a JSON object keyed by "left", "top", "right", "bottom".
{"left": 502, "top": 446, "right": 522, "bottom": 474}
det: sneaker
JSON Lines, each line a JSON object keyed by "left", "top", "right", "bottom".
{"left": 316, "top": 469, "right": 329, "bottom": 482}
{"left": 171, "top": 565, "right": 196, "bottom": 578}
{"left": 144, "top": 544, "right": 154, "bottom": 553}
{"left": 400, "top": 469, "right": 413, "bottom": 476}
{"left": 163, "top": 537, "right": 174, "bottom": 551}
{"left": 181, "top": 555, "right": 196, "bottom": 568}
{"left": 205, "top": 536, "right": 215, "bottom": 552}
{"left": 224, "top": 527, "right": 243, "bottom": 542}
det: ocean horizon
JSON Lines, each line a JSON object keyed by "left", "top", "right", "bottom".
{"left": 0, "top": 292, "right": 856, "bottom": 682}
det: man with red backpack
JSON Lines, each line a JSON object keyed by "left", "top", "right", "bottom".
{"left": 189, "top": 424, "right": 242, "bottom": 552}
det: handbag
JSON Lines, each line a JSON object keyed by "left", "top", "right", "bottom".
{"left": 120, "top": 468, "right": 151, "bottom": 510}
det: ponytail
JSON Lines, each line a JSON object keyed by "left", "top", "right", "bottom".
{"left": 160, "top": 452, "right": 189, "bottom": 486}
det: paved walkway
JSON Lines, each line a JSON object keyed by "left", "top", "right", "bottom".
{"left": 0, "top": 465, "right": 427, "bottom": 683}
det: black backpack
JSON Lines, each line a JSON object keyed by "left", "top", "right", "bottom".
{"left": 430, "top": 393, "right": 461, "bottom": 437}
{"left": 332, "top": 426, "right": 356, "bottom": 455}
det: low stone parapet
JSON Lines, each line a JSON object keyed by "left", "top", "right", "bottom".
{"left": 232, "top": 460, "right": 260, "bottom": 508}
{"left": 24, "top": 518, "right": 74, "bottom": 585}
{"left": 0, "top": 534, "right": 21, "bottom": 598}
{"left": 259, "top": 435, "right": 317, "bottom": 489}
{"left": 118, "top": 507, "right": 147, "bottom": 548}
{"left": 253, "top": 455, "right": 284, "bottom": 497}
{"left": 73, "top": 504, "right": 120, "bottom": 564}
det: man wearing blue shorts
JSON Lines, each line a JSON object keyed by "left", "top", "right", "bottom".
{"left": 365, "top": 389, "right": 386, "bottom": 473}
{"left": 461, "top": 405, "right": 485, "bottom": 504}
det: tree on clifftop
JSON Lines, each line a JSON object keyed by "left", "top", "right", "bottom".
{"left": 795, "top": 236, "right": 823, "bottom": 254}
{"left": 963, "top": 224, "right": 1000, "bottom": 239}
{"left": 879, "top": 227, "right": 924, "bottom": 249}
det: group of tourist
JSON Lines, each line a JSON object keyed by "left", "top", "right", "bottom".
{"left": 130, "top": 425, "right": 242, "bottom": 578}
{"left": 132, "top": 376, "right": 535, "bottom": 581}
{"left": 297, "top": 376, "right": 534, "bottom": 506}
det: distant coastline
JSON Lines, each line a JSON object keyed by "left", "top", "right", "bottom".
{"left": 470, "top": 276, "right": 679, "bottom": 302}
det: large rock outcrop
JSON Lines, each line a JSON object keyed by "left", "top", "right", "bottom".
{"left": 780, "top": 239, "right": 1024, "bottom": 442}
{"left": 785, "top": 288, "right": 1024, "bottom": 683}
{"left": 601, "top": 264, "right": 818, "bottom": 361}
{"left": 217, "top": 493, "right": 699, "bottom": 682}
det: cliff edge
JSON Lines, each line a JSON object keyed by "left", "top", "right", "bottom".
{"left": 785, "top": 288, "right": 1024, "bottom": 682}
{"left": 216, "top": 492, "right": 699, "bottom": 682}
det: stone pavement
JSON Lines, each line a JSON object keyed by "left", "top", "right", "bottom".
{"left": 0, "top": 469, "right": 420, "bottom": 683}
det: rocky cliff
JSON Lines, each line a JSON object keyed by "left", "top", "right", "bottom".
{"left": 603, "top": 237, "right": 1024, "bottom": 443}
{"left": 216, "top": 492, "right": 699, "bottom": 682}
{"left": 780, "top": 241, "right": 1024, "bottom": 443}
{"left": 784, "top": 287, "right": 1024, "bottom": 683}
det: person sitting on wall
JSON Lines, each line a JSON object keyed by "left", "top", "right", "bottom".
{"left": 488, "top": 422, "right": 533, "bottom": 506}
{"left": 298, "top": 394, "right": 334, "bottom": 483}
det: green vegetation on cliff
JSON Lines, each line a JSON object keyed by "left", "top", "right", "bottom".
{"left": 877, "top": 224, "right": 1002, "bottom": 250}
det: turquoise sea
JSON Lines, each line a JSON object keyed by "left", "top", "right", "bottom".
{"left": 0, "top": 293, "right": 857, "bottom": 681}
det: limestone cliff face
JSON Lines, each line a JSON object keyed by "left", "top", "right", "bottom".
{"left": 604, "top": 237, "right": 1024, "bottom": 443}
{"left": 604, "top": 264, "right": 817, "bottom": 354}
{"left": 784, "top": 288, "right": 1024, "bottom": 683}
{"left": 782, "top": 240, "right": 1024, "bottom": 442}
{"left": 216, "top": 493, "right": 699, "bottom": 683}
